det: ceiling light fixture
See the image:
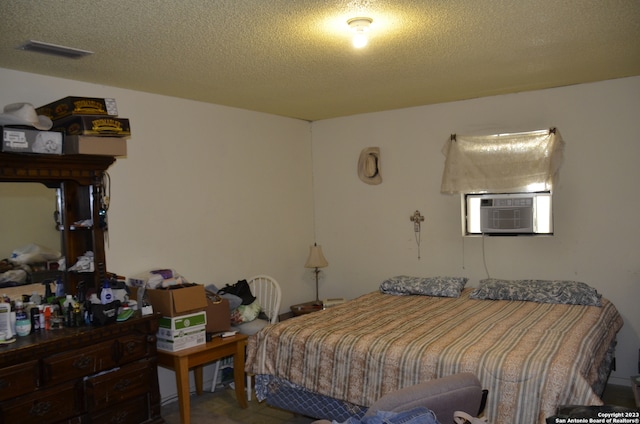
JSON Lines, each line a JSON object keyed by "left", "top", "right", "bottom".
{"left": 17, "top": 40, "right": 94, "bottom": 59}
{"left": 347, "top": 17, "right": 373, "bottom": 49}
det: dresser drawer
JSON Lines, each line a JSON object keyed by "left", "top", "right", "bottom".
{"left": 116, "top": 333, "right": 153, "bottom": 364}
{"left": 0, "top": 380, "right": 81, "bottom": 424}
{"left": 0, "top": 360, "right": 39, "bottom": 401}
{"left": 42, "top": 339, "right": 117, "bottom": 385}
{"left": 87, "top": 394, "right": 150, "bottom": 424}
{"left": 0, "top": 314, "right": 162, "bottom": 424}
{"left": 85, "top": 360, "right": 154, "bottom": 411}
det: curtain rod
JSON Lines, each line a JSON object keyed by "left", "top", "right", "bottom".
{"left": 451, "top": 128, "right": 556, "bottom": 140}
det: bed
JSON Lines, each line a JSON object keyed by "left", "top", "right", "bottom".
{"left": 245, "top": 277, "right": 623, "bottom": 424}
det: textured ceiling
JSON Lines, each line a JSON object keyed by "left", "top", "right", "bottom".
{"left": 0, "top": 0, "right": 639, "bottom": 121}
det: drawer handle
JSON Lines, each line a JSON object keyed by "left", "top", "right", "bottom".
{"left": 111, "top": 410, "right": 129, "bottom": 423}
{"left": 114, "top": 378, "right": 131, "bottom": 392}
{"left": 73, "top": 356, "right": 93, "bottom": 369}
{"left": 29, "top": 401, "right": 51, "bottom": 416}
{"left": 124, "top": 341, "right": 137, "bottom": 353}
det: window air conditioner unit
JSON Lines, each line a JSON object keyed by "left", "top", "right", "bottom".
{"left": 465, "top": 192, "right": 553, "bottom": 235}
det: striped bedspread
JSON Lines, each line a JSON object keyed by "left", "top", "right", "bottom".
{"left": 246, "top": 288, "right": 623, "bottom": 424}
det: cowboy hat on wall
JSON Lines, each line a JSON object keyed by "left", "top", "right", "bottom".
{"left": 357, "top": 147, "right": 382, "bottom": 185}
{"left": 0, "top": 103, "right": 53, "bottom": 130}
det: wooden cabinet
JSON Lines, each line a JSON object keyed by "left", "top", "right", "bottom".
{"left": 0, "top": 314, "right": 164, "bottom": 424}
{"left": 0, "top": 152, "right": 115, "bottom": 295}
{"left": 0, "top": 152, "right": 163, "bottom": 422}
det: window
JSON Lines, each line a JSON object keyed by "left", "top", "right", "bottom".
{"left": 441, "top": 128, "right": 563, "bottom": 236}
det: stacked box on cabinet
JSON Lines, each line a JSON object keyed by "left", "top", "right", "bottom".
{"left": 129, "top": 284, "right": 208, "bottom": 351}
{"left": 36, "top": 96, "right": 130, "bottom": 156}
{"left": 36, "top": 96, "right": 118, "bottom": 120}
{"left": 1, "top": 126, "right": 63, "bottom": 154}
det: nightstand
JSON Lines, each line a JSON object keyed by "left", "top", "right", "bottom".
{"left": 290, "top": 300, "right": 323, "bottom": 316}
{"left": 278, "top": 301, "right": 322, "bottom": 321}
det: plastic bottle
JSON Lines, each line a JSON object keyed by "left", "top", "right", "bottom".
{"left": 73, "top": 302, "right": 82, "bottom": 327}
{"left": 14, "top": 300, "right": 31, "bottom": 336}
{"left": 43, "top": 305, "right": 51, "bottom": 331}
{"left": 30, "top": 304, "right": 41, "bottom": 333}
{"left": 44, "top": 281, "right": 53, "bottom": 300}
{"left": 38, "top": 305, "right": 45, "bottom": 331}
{"left": 0, "top": 302, "right": 13, "bottom": 339}
{"left": 55, "top": 276, "right": 65, "bottom": 298}
{"left": 100, "top": 280, "right": 114, "bottom": 304}
{"left": 63, "top": 295, "right": 74, "bottom": 327}
{"left": 63, "top": 294, "right": 74, "bottom": 310}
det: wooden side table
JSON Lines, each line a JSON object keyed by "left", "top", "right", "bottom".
{"left": 157, "top": 334, "right": 249, "bottom": 424}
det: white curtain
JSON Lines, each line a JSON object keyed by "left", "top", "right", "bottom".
{"left": 440, "top": 128, "right": 564, "bottom": 194}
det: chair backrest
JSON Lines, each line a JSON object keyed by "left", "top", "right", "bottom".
{"left": 364, "top": 373, "right": 486, "bottom": 422}
{"left": 247, "top": 275, "right": 282, "bottom": 324}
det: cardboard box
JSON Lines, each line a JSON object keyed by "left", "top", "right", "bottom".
{"left": 129, "top": 284, "right": 207, "bottom": 317}
{"left": 157, "top": 327, "right": 206, "bottom": 352}
{"left": 52, "top": 115, "right": 131, "bottom": 137}
{"left": 158, "top": 311, "right": 207, "bottom": 332}
{"left": 157, "top": 324, "right": 207, "bottom": 341}
{"left": 36, "top": 97, "right": 118, "bottom": 121}
{"left": 64, "top": 135, "right": 127, "bottom": 156}
{"left": 205, "top": 297, "right": 230, "bottom": 333}
{"left": 1, "top": 126, "right": 63, "bottom": 154}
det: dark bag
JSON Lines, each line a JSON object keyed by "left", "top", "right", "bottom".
{"left": 90, "top": 300, "right": 121, "bottom": 326}
{"left": 218, "top": 279, "right": 256, "bottom": 305}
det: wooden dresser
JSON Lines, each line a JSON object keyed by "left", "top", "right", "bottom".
{"left": 0, "top": 313, "right": 164, "bottom": 424}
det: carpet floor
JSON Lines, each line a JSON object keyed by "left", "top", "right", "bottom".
{"left": 160, "top": 383, "right": 637, "bottom": 423}
{"left": 161, "top": 386, "right": 315, "bottom": 424}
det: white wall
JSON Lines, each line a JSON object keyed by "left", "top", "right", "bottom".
{"left": 2, "top": 67, "right": 638, "bottom": 393}
{"left": 0, "top": 67, "right": 314, "bottom": 399}
{"left": 311, "top": 76, "right": 640, "bottom": 386}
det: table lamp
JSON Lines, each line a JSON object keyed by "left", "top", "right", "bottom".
{"left": 304, "top": 243, "right": 328, "bottom": 305}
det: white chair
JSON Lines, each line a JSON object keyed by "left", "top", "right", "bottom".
{"left": 243, "top": 275, "right": 281, "bottom": 400}
{"left": 247, "top": 274, "right": 282, "bottom": 325}
{"left": 210, "top": 275, "right": 282, "bottom": 401}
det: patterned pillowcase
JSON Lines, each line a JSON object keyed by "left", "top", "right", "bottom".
{"left": 230, "top": 300, "right": 262, "bottom": 325}
{"left": 469, "top": 278, "right": 602, "bottom": 306}
{"left": 380, "top": 275, "right": 468, "bottom": 298}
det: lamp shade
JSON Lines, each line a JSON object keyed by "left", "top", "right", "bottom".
{"left": 304, "top": 244, "right": 328, "bottom": 268}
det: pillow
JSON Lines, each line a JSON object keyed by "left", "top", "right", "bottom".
{"left": 230, "top": 300, "right": 261, "bottom": 325}
{"left": 231, "top": 318, "right": 270, "bottom": 336}
{"left": 380, "top": 276, "right": 468, "bottom": 298}
{"left": 469, "top": 278, "right": 602, "bottom": 306}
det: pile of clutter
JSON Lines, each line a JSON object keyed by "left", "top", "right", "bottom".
{"left": 130, "top": 268, "right": 190, "bottom": 289}
{"left": 0, "top": 274, "right": 135, "bottom": 343}
{"left": 0, "top": 243, "right": 62, "bottom": 287}
{"left": 0, "top": 243, "right": 100, "bottom": 288}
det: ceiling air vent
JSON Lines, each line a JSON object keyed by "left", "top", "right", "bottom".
{"left": 17, "top": 40, "right": 93, "bottom": 59}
